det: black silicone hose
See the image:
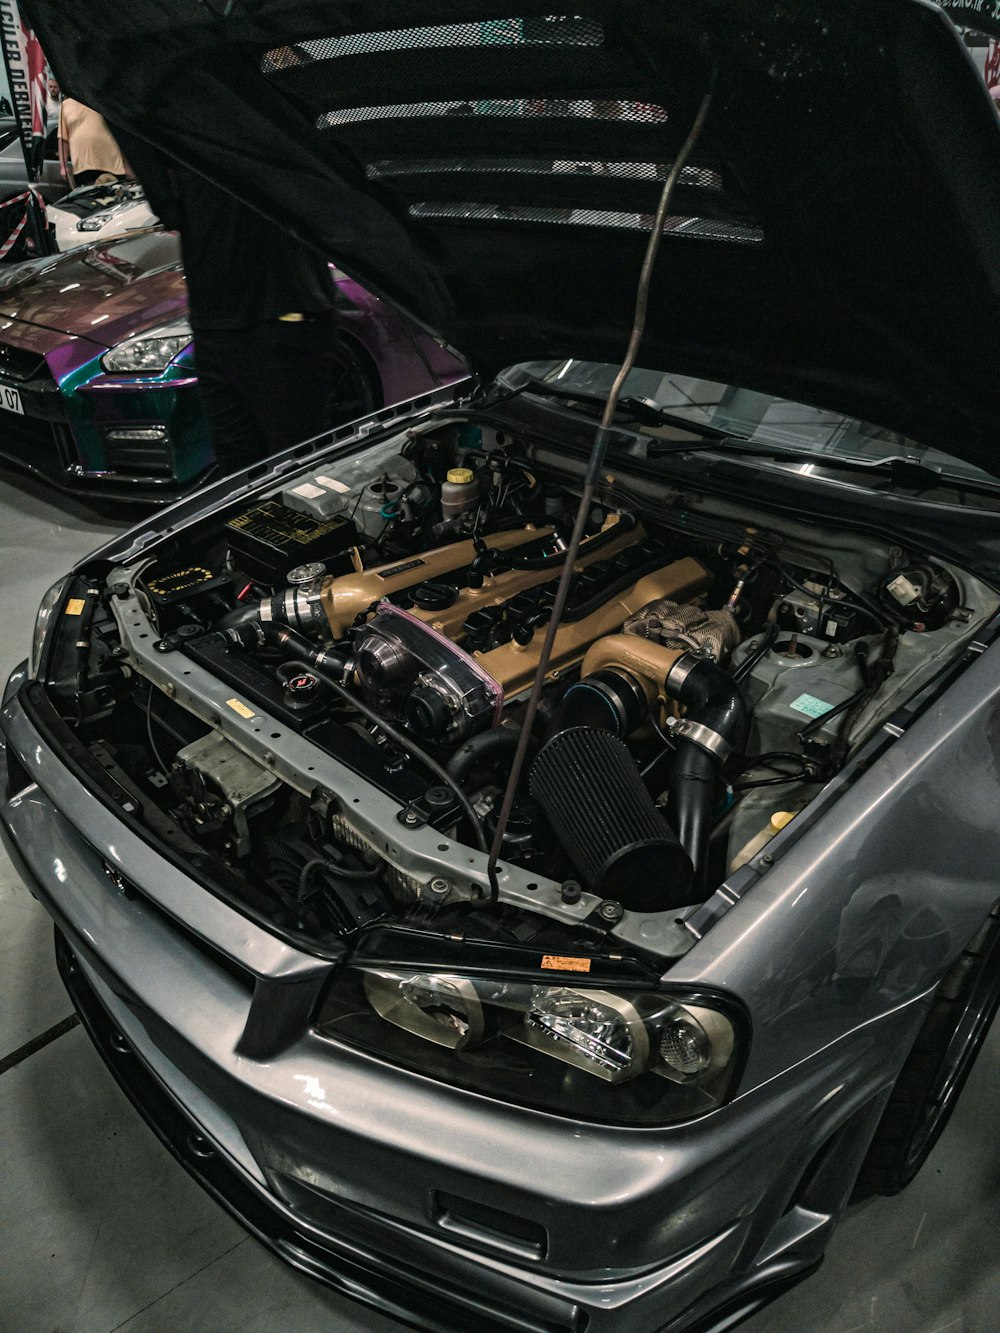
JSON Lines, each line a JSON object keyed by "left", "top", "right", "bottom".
{"left": 665, "top": 656, "right": 750, "bottom": 891}
{"left": 223, "top": 622, "right": 489, "bottom": 852}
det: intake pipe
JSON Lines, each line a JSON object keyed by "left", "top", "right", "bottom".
{"left": 663, "top": 653, "right": 749, "bottom": 893}
{"left": 530, "top": 641, "right": 747, "bottom": 909}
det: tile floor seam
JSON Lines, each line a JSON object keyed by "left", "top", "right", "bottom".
{"left": 106, "top": 1236, "right": 252, "bottom": 1333}
{"left": 0, "top": 1011, "right": 79, "bottom": 1074}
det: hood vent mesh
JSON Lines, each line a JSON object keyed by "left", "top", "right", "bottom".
{"left": 408, "top": 202, "right": 764, "bottom": 243}
{"left": 368, "top": 158, "right": 724, "bottom": 190}
{"left": 319, "top": 98, "right": 668, "bottom": 129}
{"left": 264, "top": 15, "right": 603, "bottom": 69}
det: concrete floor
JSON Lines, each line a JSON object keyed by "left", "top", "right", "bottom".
{"left": 1, "top": 467, "right": 998, "bottom": 1333}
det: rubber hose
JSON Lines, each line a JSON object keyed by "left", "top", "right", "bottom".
{"left": 665, "top": 656, "right": 750, "bottom": 891}
{"left": 447, "top": 727, "right": 532, "bottom": 788}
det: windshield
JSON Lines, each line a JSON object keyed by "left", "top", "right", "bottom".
{"left": 506, "top": 359, "right": 997, "bottom": 487}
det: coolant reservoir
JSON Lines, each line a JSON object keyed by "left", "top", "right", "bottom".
{"left": 441, "top": 467, "right": 480, "bottom": 520}
{"left": 730, "top": 810, "right": 796, "bottom": 872}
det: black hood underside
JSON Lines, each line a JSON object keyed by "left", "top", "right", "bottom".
{"left": 24, "top": 0, "right": 1000, "bottom": 472}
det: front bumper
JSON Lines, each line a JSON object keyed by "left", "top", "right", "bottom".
{"left": 0, "top": 353, "right": 213, "bottom": 500}
{"left": 1, "top": 677, "right": 903, "bottom": 1332}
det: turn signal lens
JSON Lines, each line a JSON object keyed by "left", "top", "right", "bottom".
{"left": 655, "top": 1004, "right": 735, "bottom": 1082}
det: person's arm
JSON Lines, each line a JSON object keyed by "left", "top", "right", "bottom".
{"left": 57, "top": 103, "right": 73, "bottom": 184}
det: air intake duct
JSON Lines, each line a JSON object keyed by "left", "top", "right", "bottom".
{"left": 529, "top": 727, "right": 694, "bottom": 912}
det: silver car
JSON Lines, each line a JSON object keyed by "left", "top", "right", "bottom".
{"left": 5, "top": 2, "right": 1000, "bottom": 1330}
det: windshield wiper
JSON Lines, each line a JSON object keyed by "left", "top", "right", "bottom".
{"left": 647, "top": 437, "right": 1000, "bottom": 495}
{"left": 491, "top": 377, "right": 997, "bottom": 494}
{"left": 492, "top": 378, "right": 736, "bottom": 439}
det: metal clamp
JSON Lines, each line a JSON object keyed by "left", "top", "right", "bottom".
{"left": 663, "top": 715, "right": 732, "bottom": 763}
{"left": 664, "top": 650, "right": 702, "bottom": 694}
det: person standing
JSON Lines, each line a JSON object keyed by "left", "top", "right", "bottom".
{"left": 57, "top": 98, "right": 128, "bottom": 186}
{"left": 114, "top": 130, "right": 341, "bottom": 475}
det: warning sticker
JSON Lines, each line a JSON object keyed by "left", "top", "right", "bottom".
{"left": 314, "top": 475, "right": 351, "bottom": 493}
{"left": 225, "top": 698, "right": 256, "bottom": 719}
{"left": 64, "top": 598, "right": 86, "bottom": 616}
{"left": 541, "top": 954, "right": 592, "bottom": 973}
{"left": 789, "top": 692, "right": 834, "bottom": 719}
{"left": 291, "top": 482, "right": 326, "bottom": 500}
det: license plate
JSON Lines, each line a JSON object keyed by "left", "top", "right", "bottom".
{"left": 0, "top": 385, "right": 23, "bottom": 415}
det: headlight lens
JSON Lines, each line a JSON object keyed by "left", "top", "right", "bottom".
{"left": 317, "top": 968, "right": 743, "bottom": 1124}
{"left": 101, "top": 319, "right": 192, "bottom": 373}
{"left": 29, "top": 576, "right": 71, "bottom": 677}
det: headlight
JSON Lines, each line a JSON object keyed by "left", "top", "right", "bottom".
{"left": 101, "top": 319, "right": 192, "bottom": 373}
{"left": 318, "top": 967, "right": 744, "bottom": 1125}
{"left": 29, "top": 576, "right": 72, "bottom": 677}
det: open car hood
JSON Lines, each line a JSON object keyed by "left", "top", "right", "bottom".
{"left": 24, "top": 0, "right": 1000, "bottom": 473}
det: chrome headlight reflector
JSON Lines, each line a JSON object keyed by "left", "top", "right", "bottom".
{"left": 515, "top": 986, "right": 648, "bottom": 1083}
{"left": 101, "top": 319, "right": 192, "bottom": 373}
{"left": 318, "top": 968, "right": 743, "bottom": 1124}
{"left": 363, "top": 971, "right": 485, "bottom": 1049}
{"left": 29, "top": 575, "right": 71, "bottom": 678}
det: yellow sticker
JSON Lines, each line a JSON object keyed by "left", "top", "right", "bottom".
{"left": 541, "top": 954, "right": 592, "bottom": 973}
{"left": 64, "top": 598, "right": 86, "bottom": 616}
{"left": 225, "top": 698, "right": 256, "bottom": 719}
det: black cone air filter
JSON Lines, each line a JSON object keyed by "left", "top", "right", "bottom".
{"left": 530, "top": 727, "right": 694, "bottom": 912}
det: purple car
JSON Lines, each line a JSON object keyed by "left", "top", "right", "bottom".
{"left": 0, "top": 227, "right": 464, "bottom": 501}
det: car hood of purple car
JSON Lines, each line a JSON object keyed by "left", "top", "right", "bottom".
{"left": 22, "top": 0, "right": 1000, "bottom": 475}
{"left": 0, "top": 229, "right": 186, "bottom": 352}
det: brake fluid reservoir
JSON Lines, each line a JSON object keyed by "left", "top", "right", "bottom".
{"left": 441, "top": 467, "right": 480, "bottom": 521}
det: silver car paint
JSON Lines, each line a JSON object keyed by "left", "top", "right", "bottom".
{"left": 1, "top": 683, "right": 929, "bottom": 1330}
{"left": 3, "top": 396, "right": 1000, "bottom": 1328}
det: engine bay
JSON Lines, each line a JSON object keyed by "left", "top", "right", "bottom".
{"left": 43, "top": 416, "right": 998, "bottom": 961}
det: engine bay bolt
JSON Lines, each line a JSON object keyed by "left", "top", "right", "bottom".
{"left": 597, "top": 899, "right": 624, "bottom": 923}
{"left": 402, "top": 809, "right": 420, "bottom": 826}
{"left": 164, "top": 682, "right": 176, "bottom": 698}
{"left": 561, "top": 879, "right": 582, "bottom": 904}
{"left": 112, "top": 581, "right": 130, "bottom": 600}
{"left": 428, "top": 877, "right": 450, "bottom": 897}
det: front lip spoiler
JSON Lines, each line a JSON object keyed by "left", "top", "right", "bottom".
{"left": 52, "top": 926, "right": 578, "bottom": 1333}
{"left": 51, "top": 926, "right": 821, "bottom": 1333}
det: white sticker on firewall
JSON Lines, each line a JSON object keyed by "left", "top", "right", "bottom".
{"left": 314, "top": 475, "right": 351, "bottom": 493}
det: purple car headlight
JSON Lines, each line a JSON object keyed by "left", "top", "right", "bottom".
{"left": 102, "top": 318, "right": 192, "bottom": 373}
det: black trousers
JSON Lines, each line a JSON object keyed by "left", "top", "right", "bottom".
{"left": 191, "top": 312, "right": 340, "bottom": 474}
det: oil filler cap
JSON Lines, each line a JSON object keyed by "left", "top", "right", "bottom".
{"left": 284, "top": 670, "right": 321, "bottom": 709}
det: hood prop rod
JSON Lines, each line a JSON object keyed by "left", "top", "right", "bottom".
{"left": 486, "top": 83, "right": 716, "bottom": 904}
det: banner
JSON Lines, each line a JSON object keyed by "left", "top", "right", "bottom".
{"left": 0, "top": 0, "right": 48, "bottom": 179}
{"left": 938, "top": 3, "right": 1000, "bottom": 38}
